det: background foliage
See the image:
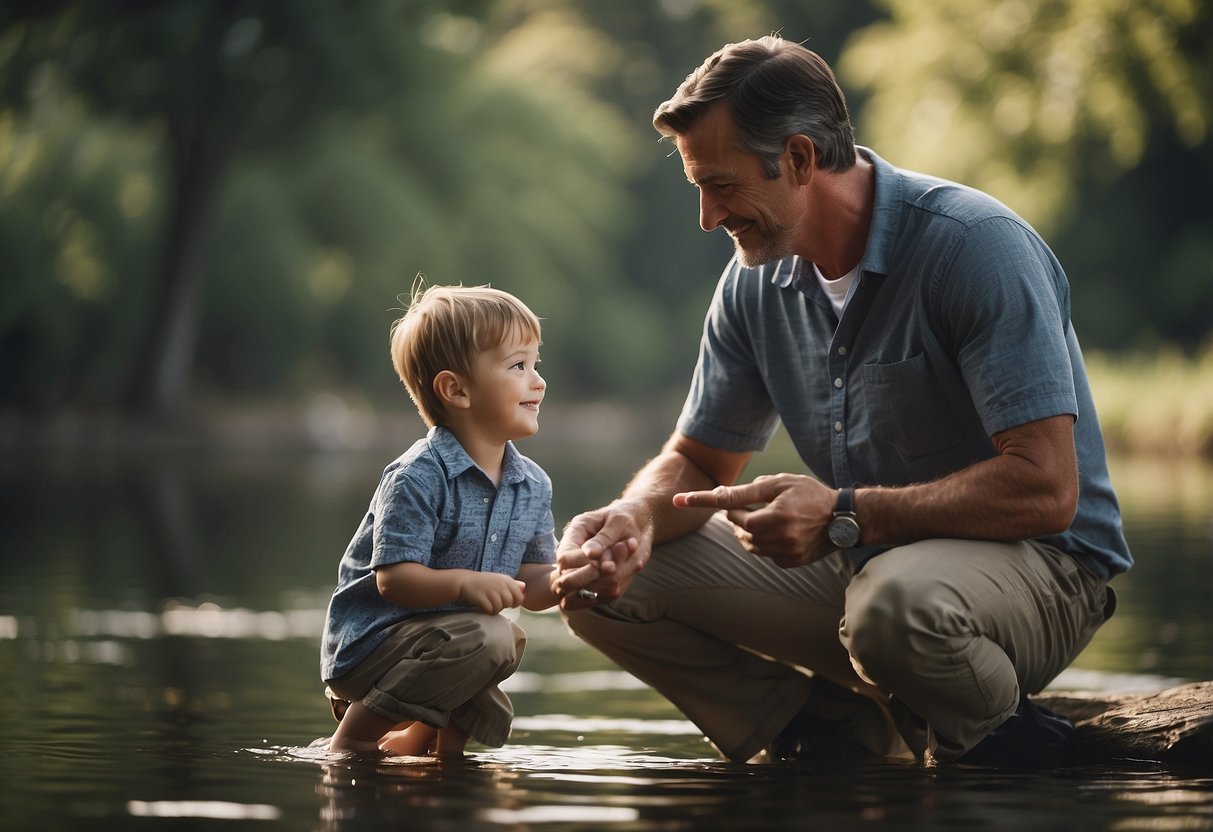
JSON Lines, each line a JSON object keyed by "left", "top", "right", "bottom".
{"left": 0, "top": 0, "right": 1209, "bottom": 421}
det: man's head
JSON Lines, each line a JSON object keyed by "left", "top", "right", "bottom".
{"left": 390, "top": 283, "right": 543, "bottom": 428}
{"left": 653, "top": 36, "right": 856, "bottom": 179}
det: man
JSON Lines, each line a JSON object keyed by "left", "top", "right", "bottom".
{"left": 553, "top": 35, "right": 1130, "bottom": 769}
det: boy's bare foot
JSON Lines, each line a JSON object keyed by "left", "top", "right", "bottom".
{"left": 328, "top": 701, "right": 396, "bottom": 754}
{"left": 328, "top": 736, "right": 388, "bottom": 754}
{"left": 379, "top": 722, "right": 439, "bottom": 756}
{"left": 434, "top": 724, "right": 469, "bottom": 757}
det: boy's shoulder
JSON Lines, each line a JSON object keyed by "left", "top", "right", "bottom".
{"left": 504, "top": 445, "right": 553, "bottom": 493}
{"left": 381, "top": 429, "right": 460, "bottom": 486}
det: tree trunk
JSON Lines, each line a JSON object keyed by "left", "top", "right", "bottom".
{"left": 1034, "top": 681, "right": 1213, "bottom": 766}
{"left": 124, "top": 5, "right": 234, "bottom": 421}
{"left": 126, "top": 143, "right": 225, "bottom": 420}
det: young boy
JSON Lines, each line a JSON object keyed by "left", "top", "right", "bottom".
{"left": 320, "top": 283, "right": 560, "bottom": 756}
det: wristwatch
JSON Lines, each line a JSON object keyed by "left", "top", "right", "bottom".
{"left": 827, "top": 487, "right": 861, "bottom": 549}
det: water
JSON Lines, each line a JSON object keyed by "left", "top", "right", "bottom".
{"left": 1, "top": 437, "right": 1210, "bottom": 831}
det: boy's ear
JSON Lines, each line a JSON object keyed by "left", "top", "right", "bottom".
{"left": 433, "top": 370, "right": 471, "bottom": 410}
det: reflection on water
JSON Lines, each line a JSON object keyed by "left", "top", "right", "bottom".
{"left": 276, "top": 743, "right": 1213, "bottom": 832}
{"left": 0, "top": 446, "right": 1210, "bottom": 830}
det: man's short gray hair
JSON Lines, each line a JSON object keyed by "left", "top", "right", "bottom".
{"left": 653, "top": 35, "right": 856, "bottom": 178}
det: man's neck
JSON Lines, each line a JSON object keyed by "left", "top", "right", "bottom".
{"left": 803, "top": 155, "right": 875, "bottom": 279}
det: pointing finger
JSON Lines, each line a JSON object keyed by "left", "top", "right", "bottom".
{"left": 673, "top": 482, "right": 769, "bottom": 510}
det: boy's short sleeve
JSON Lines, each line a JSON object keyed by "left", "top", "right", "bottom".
{"left": 522, "top": 506, "right": 558, "bottom": 564}
{"left": 370, "top": 467, "right": 441, "bottom": 569}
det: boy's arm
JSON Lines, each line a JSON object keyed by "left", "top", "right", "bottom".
{"left": 376, "top": 561, "right": 524, "bottom": 615}
{"left": 517, "top": 562, "right": 558, "bottom": 611}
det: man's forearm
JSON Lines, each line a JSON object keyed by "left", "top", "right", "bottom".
{"left": 618, "top": 448, "right": 720, "bottom": 545}
{"left": 856, "top": 443, "right": 1078, "bottom": 547}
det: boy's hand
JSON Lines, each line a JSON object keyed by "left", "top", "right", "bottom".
{"left": 459, "top": 572, "right": 526, "bottom": 615}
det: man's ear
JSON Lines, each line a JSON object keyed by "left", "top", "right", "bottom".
{"left": 785, "top": 134, "right": 816, "bottom": 184}
{"left": 433, "top": 370, "right": 471, "bottom": 411}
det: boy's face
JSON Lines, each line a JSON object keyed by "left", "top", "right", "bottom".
{"left": 463, "top": 333, "right": 546, "bottom": 443}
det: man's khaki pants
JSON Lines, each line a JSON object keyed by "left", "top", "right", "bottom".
{"left": 565, "top": 515, "right": 1111, "bottom": 763}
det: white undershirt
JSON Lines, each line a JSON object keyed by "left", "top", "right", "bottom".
{"left": 813, "top": 262, "right": 859, "bottom": 318}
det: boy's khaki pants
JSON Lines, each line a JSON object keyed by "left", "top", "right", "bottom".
{"left": 326, "top": 611, "right": 526, "bottom": 748}
{"left": 565, "top": 514, "right": 1112, "bottom": 764}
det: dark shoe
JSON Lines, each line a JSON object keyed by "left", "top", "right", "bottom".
{"left": 957, "top": 696, "right": 1075, "bottom": 771}
{"left": 770, "top": 708, "right": 840, "bottom": 761}
{"left": 768, "top": 680, "right": 885, "bottom": 762}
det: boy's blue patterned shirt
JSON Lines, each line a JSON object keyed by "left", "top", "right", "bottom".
{"left": 321, "top": 426, "right": 556, "bottom": 680}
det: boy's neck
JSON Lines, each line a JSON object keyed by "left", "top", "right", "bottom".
{"left": 443, "top": 424, "right": 507, "bottom": 486}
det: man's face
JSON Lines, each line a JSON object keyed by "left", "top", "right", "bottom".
{"left": 675, "top": 105, "right": 803, "bottom": 268}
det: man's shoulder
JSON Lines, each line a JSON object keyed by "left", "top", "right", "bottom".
{"left": 898, "top": 169, "right": 1024, "bottom": 232}
{"left": 862, "top": 148, "right": 1016, "bottom": 229}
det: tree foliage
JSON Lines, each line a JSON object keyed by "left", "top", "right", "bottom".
{"left": 840, "top": 0, "right": 1213, "bottom": 347}
{"left": 0, "top": 0, "right": 1209, "bottom": 417}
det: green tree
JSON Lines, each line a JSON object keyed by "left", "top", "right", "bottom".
{"left": 0, "top": 0, "right": 642, "bottom": 414}
{"left": 839, "top": 0, "right": 1213, "bottom": 348}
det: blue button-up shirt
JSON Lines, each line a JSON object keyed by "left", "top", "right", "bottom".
{"left": 321, "top": 426, "right": 557, "bottom": 680}
{"left": 677, "top": 148, "right": 1131, "bottom": 580}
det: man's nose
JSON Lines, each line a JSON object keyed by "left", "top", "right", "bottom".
{"left": 699, "top": 191, "right": 726, "bottom": 232}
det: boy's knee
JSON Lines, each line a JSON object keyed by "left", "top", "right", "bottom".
{"left": 474, "top": 614, "right": 526, "bottom": 673}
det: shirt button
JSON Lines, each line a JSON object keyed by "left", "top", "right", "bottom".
{"left": 483, "top": 497, "right": 490, "bottom": 503}
{"left": 490, "top": 532, "right": 498, "bottom": 542}
{"left": 837, "top": 346, "right": 847, "bottom": 355}
{"left": 834, "top": 421, "right": 843, "bottom": 432}
{"left": 833, "top": 377, "right": 843, "bottom": 388}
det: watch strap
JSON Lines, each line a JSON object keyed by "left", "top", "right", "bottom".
{"left": 835, "top": 486, "right": 855, "bottom": 516}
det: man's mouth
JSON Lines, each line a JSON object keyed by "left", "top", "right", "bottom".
{"left": 725, "top": 221, "right": 754, "bottom": 239}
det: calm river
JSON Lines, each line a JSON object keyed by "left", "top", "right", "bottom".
{"left": 1, "top": 431, "right": 1210, "bottom": 831}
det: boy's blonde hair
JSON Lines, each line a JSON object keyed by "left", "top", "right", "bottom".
{"left": 390, "top": 282, "right": 542, "bottom": 427}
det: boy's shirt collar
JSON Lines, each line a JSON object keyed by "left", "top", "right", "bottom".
{"left": 427, "top": 425, "right": 533, "bottom": 485}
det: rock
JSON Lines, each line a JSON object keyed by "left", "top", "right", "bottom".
{"left": 1034, "top": 681, "right": 1213, "bottom": 766}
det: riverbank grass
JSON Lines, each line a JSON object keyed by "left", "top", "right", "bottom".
{"left": 1086, "top": 346, "right": 1213, "bottom": 456}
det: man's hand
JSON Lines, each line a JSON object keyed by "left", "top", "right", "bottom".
{"left": 553, "top": 502, "right": 645, "bottom": 610}
{"left": 458, "top": 572, "right": 526, "bottom": 615}
{"left": 674, "top": 473, "right": 836, "bottom": 568}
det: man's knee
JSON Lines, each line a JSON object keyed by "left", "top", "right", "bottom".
{"left": 841, "top": 569, "right": 934, "bottom": 684}
{"left": 561, "top": 606, "right": 607, "bottom": 645}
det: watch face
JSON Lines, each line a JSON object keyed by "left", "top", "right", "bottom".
{"left": 828, "top": 516, "right": 861, "bottom": 548}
